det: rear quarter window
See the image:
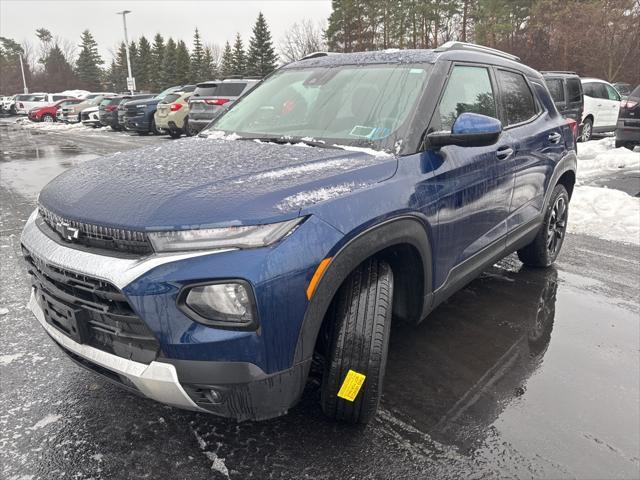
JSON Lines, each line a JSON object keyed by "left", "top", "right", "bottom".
{"left": 161, "top": 93, "right": 182, "bottom": 103}
{"left": 194, "top": 84, "right": 218, "bottom": 96}
{"left": 567, "top": 78, "right": 582, "bottom": 103}
{"left": 216, "top": 83, "right": 247, "bottom": 97}
{"left": 497, "top": 70, "right": 537, "bottom": 126}
{"left": 545, "top": 78, "right": 565, "bottom": 103}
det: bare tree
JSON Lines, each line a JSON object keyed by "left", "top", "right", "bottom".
{"left": 279, "top": 19, "right": 327, "bottom": 63}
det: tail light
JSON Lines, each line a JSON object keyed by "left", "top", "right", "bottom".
{"left": 106, "top": 105, "right": 117, "bottom": 112}
{"left": 170, "top": 103, "right": 182, "bottom": 112}
{"left": 18, "top": 102, "right": 23, "bottom": 108}
{"left": 620, "top": 99, "right": 638, "bottom": 109}
{"left": 204, "top": 98, "right": 230, "bottom": 106}
{"left": 565, "top": 118, "right": 578, "bottom": 139}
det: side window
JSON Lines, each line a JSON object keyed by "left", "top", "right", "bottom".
{"left": 583, "top": 83, "right": 597, "bottom": 98}
{"left": 605, "top": 84, "right": 620, "bottom": 101}
{"left": 438, "top": 65, "right": 496, "bottom": 131}
{"left": 545, "top": 78, "right": 565, "bottom": 103}
{"left": 567, "top": 78, "right": 582, "bottom": 103}
{"left": 497, "top": 70, "right": 537, "bottom": 126}
{"left": 594, "top": 83, "right": 608, "bottom": 99}
{"left": 52, "top": 95, "right": 66, "bottom": 101}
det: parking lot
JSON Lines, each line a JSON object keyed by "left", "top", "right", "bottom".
{"left": 1, "top": 118, "right": 638, "bottom": 479}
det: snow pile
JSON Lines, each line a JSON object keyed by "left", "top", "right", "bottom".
{"left": 577, "top": 137, "right": 640, "bottom": 181}
{"left": 277, "top": 182, "right": 366, "bottom": 211}
{"left": 16, "top": 119, "right": 85, "bottom": 132}
{"left": 569, "top": 186, "right": 639, "bottom": 245}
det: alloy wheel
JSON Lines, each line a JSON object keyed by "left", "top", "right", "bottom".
{"left": 547, "top": 196, "right": 567, "bottom": 255}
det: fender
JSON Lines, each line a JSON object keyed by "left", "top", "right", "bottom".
{"left": 545, "top": 150, "right": 577, "bottom": 207}
{"left": 292, "top": 215, "right": 433, "bottom": 364}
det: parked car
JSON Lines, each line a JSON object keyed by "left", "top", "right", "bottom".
{"left": 580, "top": 78, "right": 621, "bottom": 141}
{"left": 80, "top": 105, "right": 102, "bottom": 127}
{"left": 542, "top": 71, "right": 583, "bottom": 136}
{"left": 123, "top": 86, "right": 188, "bottom": 135}
{"left": 613, "top": 82, "right": 633, "bottom": 98}
{"left": 15, "top": 92, "right": 75, "bottom": 115}
{"left": 615, "top": 84, "right": 640, "bottom": 149}
{"left": 28, "top": 98, "right": 82, "bottom": 122}
{"left": 59, "top": 93, "right": 116, "bottom": 123}
{"left": 187, "top": 79, "right": 259, "bottom": 134}
{"left": 154, "top": 89, "right": 195, "bottom": 138}
{"left": 1, "top": 95, "right": 16, "bottom": 113}
{"left": 99, "top": 94, "right": 154, "bottom": 130}
{"left": 21, "top": 43, "right": 577, "bottom": 424}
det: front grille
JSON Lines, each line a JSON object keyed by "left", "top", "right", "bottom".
{"left": 24, "top": 247, "right": 160, "bottom": 364}
{"left": 39, "top": 205, "right": 153, "bottom": 255}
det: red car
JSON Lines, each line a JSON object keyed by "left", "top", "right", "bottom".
{"left": 28, "top": 98, "right": 81, "bottom": 123}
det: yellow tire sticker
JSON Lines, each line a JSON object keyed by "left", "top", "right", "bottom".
{"left": 337, "top": 369, "right": 366, "bottom": 402}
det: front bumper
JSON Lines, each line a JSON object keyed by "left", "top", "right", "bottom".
{"left": 124, "top": 114, "right": 150, "bottom": 132}
{"left": 187, "top": 118, "right": 210, "bottom": 133}
{"left": 616, "top": 120, "right": 640, "bottom": 144}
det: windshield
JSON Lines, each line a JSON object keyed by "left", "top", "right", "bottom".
{"left": 207, "top": 64, "right": 432, "bottom": 152}
{"left": 155, "top": 87, "right": 180, "bottom": 100}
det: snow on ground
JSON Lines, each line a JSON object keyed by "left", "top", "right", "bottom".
{"left": 577, "top": 137, "right": 640, "bottom": 181}
{"left": 571, "top": 139, "right": 640, "bottom": 245}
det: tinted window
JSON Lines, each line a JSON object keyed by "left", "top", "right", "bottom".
{"left": 567, "top": 78, "right": 582, "bottom": 103}
{"left": 545, "top": 78, "right": 565, "bottom": 103}
{"left": 52, "top": 95, "right": 67, "bottom": 101}
{"left": 162, "top": 93, "right": 182, "bottom": 103}
{"left": 216, "top": 83, "right": 247, "bottom": 97}
{"left": 194, "top": 84, "right": 218, "bottom": 97}
{"left": 31, "top": 95, "right": 45, "bottom": 102}
{"left": 605, "top": 84, "right": 620, "bottom": 101}
{"left": 631, "top": 85, "right": 640, "bottom": 99}
{"left": 498, "top": 70, "right": 537, "bottom": 126}
{"left": 438, "top": 66, "right": 496, "bottom": 130}
{"left": 583, "top": 82, "right": 607, "bottom": 99}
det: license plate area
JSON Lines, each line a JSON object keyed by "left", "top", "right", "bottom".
{"left": 37, "top": 288, "right": 90, "bottom": 344}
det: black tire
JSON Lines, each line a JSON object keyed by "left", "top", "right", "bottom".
{"left": 580, "top": 117, "right": 593, "bottom": 142}
{"left": 151, "top": 118, "right": 160, "bottom": 135}
{"left": 9, "top": 105, "right": 16, "bottom": 115}
{"left": 110, "top": 125, "right": 121, "bottom": 131}
{"left": 184, "top": 118, "right": 192, "bottom": 137}
{"left": 169, "top": 129, "right": 182, "bottom": 139}
{"left": 517, "top": 184, "right": 569, "bottom": 267}
{"left": 320, "top": 257, "right": 394, "bottom": 424}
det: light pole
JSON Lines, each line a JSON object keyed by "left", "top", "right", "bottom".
{"left": 18, "top": 53, "right": 28, "bottom": 94}
{"left": 116, "top": 10, "right": 135, "bottom": 94}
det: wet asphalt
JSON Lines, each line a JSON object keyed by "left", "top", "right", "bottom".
{"left": 1, "top": 119, "right": 639, "bottom": 480}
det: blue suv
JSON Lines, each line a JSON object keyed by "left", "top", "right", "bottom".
{"left": 21, "top": 42, "right": 576, "bottom": 424}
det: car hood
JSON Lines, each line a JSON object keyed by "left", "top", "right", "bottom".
{"left": 38, "top": 137, "right": 398, "bottom": 230}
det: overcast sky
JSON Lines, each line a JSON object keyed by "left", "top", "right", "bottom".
{"left": 0, "top": 0, "right": 331, "bottom": 60}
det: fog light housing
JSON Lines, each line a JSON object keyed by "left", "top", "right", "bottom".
{"left": 178, "top": 281, "right": 257, "bottom": 329}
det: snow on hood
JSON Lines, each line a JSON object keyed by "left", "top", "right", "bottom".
{"left": 38, "top": 137, "right": 397, "bottom": 230}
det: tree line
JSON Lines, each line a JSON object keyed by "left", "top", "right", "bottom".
{"left": 326, "top": 0, "right": 639, "bottom": 83}
{"left": 0, "top": 12, "right": 278, "bottom": 95}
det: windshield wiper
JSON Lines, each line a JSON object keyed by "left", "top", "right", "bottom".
{"left": 236, "top": 136, "right": 341, "bottom": 149}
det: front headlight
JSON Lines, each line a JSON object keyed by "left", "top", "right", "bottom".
{"left": 148, "top": 217, "right": 304, "bottom": 252}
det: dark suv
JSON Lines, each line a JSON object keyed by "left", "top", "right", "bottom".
{"left": 542, "top": 71, "right": 583, "bottom": 133}
{"left": 187, "top": 79, "right": 259, "bottom": 134}
{"left": 21, "top": 42, "right": 576, "bottom": 424}
{"left": 100, "top": 94, "right": 155, "bottom": 130}
{"left": 123, "top": 86, "right": 192, "bottom": 135}
{"left": 615, "top": 84, "right": 640, "bottom": 149}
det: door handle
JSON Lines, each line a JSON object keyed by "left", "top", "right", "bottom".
{"left": 496, "top": 146, "right": 514, "bottom": 160}
{"left": 548, "top": 132, "right": 562, "bottom": 144}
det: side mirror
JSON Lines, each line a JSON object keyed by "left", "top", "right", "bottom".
{"left": 427, "top": 112, "right": 502, "bottom": 148}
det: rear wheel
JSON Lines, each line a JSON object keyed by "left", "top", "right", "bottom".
{"left": 41, "top": 113, "right": 54, "bottom": 123}
{"left": 169, "top": 129, "right": 182, "bottom": 139}
{"left": 151, "top": 118, "right": 160, "bottom": 135}
{"left": 320, "top": 257, "right": 394, "bottom": 424}
{"left": 580, "top": 118, "right": 593, "bottom": 142}
{"left": 517, "top": 184, "right": 569, "bottom": 267}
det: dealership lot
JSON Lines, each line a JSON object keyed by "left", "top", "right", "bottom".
{"left": 0, "top": 119, "right": 638, "bottom": 479}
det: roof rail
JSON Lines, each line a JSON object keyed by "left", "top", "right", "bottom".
{"left": 299, "top": 51, "right": 340, "bottom": 61}
{"left": 435, "top": 41, "right": 520, "bottom": 62}
{"left": 541, "top": 70, "right": 578, "bottom": 75}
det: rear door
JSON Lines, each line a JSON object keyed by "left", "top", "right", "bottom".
{"left": 495, "top": 69, "right": 559, "bottom": 234}
{"left": 603, "top": 83, "right": 621, "bottom": 127}
{"left": 565, "top": 77, "right": 583, "bottom": 123}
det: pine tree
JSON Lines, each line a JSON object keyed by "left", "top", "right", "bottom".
{"left": 161, "top": 38, "right": 178, "bottom": 87}
{"left": 105, "top": 60, "right": 119, "bottom": 91}
{"left": 231, "top": 33, "right": 246, "bottom": 76}
{"left": 75, "top": 30, "right": 103, "bottom": 90}
{"left": 220, "top": 41, "right": 234, "bottom": 78}
{"left": 175, "top": 40, "right": 191, "bottom": 85}
{"left": 202, "top": 46, "right": 217, "bottom": 80}
{"left": 151, "top": 33, "right": 165, "bottom": 90}
{"left": 136, "top": 36, "right": 153, "bottom": 91}
{"left": 246, "top": 12, "right": 278, "bottom": 77}
{"left": 112, "top": 42, "right": 129, "bottom": 91}
{"left": 190, "top": 28, "right": 205, "bottom": 82}
{"left": 128, "top": 40, "right": 138, "bottom": 85}
{"left": 44, "top": 43, "right": 77, "bottom": 91}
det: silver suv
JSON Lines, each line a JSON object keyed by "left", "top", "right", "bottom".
{"left": 187, "top": 79, "right": 259, "bottom": 134}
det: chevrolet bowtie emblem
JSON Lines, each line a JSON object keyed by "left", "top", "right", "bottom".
{"left": 55, "top": 222, "right": 80, "bottom": 241}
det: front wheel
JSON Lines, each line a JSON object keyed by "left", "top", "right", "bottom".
{"left": 320, "top": 257, "right": 394, "bottom": 424}
{"left": 517, "top": 184, "right": 569, "bottom": 267}
{"left": 41, "top": 113, "right": 54, "bottom": 123}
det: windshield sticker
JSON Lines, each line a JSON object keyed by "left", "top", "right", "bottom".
{"left": 349, "top": 125, "right": 391, "bottom": 140}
